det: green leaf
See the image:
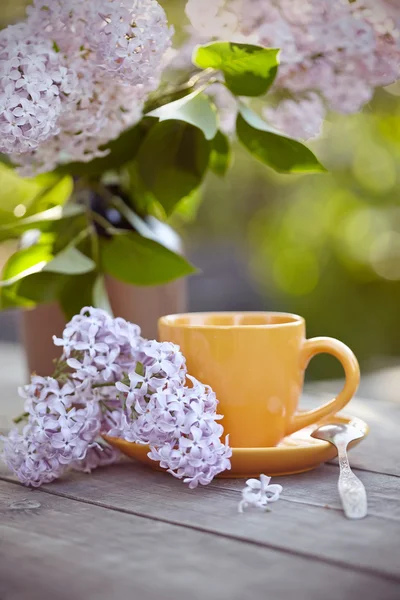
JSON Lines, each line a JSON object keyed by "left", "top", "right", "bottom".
{"left": 0, "top": 238, "right": 95, "bottom": 287}
{"left": 16, "top": 272, "right": 67, "bottom": 305}
{"left": 44, "top": 246, "right": 95, "bottom": 275}
{"left": 0, "top": 164, "right": 44, "bottom": 214}
{"left": 100, "top": 232, "right": 196, "bottom": 286}
{"left": 0, "top": 281, "right": 37, "bottom": 309}
{"left": 0, "top": 288, "right": 35, "bottom": 310}
{"left": 194, "top": 42, "right": 279, "bottom": 97}
{"left": 25, "top": 176, "right": 73, "bottom": 216}
{"left": 144, "top": 86, "right": 194, "bottom": 113}
{"left": 209, "top": 131, "right": 232, "bottom": 176}
{"left": 1, "top": 204, "right": 84, "bottom": 230}
{"left": 0, "top": 165, "right": 72, "bottom": 220}
{"left": 51, "top": 213, "right": 89, "bottom": 256}
{"left": 0, "top": 253, "right": 96, "bottom": 312}
{"left": 172, "top": 188, "right": 203, "bottom": 223}
{"left": 236, "top": 107, "right": 327, "bottom": 174}
{"left": 147, "top": 90, "right": 218, "bottom": 141}
{"left": 93, "top": 275, "right": 113, "bottom": 316}
{"left": 58, "top": 272, "right": 99, "bottom": 319}
{"left": 137, "top": 120, "right": 210, "bottom": 215}
{"left": 0, "top": 167, "right": 74, "bottom": 242}
{"left": 0, "top": 204, "right": 86, "bottom": 242}
{"left": 0, "top": 245, "right": 97, "bottom": 310}
{"left": 55, "top": 119, "right": 153, "bottom": 177}
{"left": 0, "top": 154, "right": 12, "bottom": 167}
{"left": 123, "top": 161, "right": 160, "bottom": 218}
{"left": 110, "top": 195, "right": 156, "bottom": 239}
{"left": 0, "top": 244, "right": 54, "bottom": 286}
{"left": 109, "top": 195, "right": 181, "bottom": 252}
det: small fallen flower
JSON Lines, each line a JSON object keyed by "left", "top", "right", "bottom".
{"left": 238, "top": 474, "right": 283, "bottom": 513}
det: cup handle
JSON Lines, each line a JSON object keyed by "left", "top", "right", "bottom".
{"left": 286, "top": 337, "right": 360, "bottom": 435}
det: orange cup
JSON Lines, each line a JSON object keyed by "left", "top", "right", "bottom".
{"left": 158, "top": 312, "right": 360, "bottom": 448}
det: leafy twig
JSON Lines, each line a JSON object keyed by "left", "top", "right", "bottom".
{"left": 144, "top": 68, "right": 218, "bottom": 112}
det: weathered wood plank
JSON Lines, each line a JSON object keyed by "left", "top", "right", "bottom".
{"left": 2, "top": 461, "right": 398, "bottom": 580}
{"left": 307, "top": 366, "right": 400, "bottom": 406}
{"left": 3, "top": 461, "right": 397, "bottom": 521}
{"left": 2, "top": 481, "right": 399, "bottom": 600}
{"left": 276, "top": 465, "right": 400, "bottom": 521}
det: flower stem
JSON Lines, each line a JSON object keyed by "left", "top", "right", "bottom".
{"left": 13, "top": 412, "right": 29, "bottom": 425}
{"left": 92, "top": 382, "right": 116, "bottom": 389}
{"left": 89, "top": 210, "right": 121, "bottom": 236}
{"left": 144, "top": 68, "right": 218, "bottom": 112}
{"left": 52, "top": 356, "right": 68, "bottom": 379}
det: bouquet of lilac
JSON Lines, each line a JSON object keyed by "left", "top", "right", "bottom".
{"left": 1, "top": 307, "right": 232, "bottom": 489}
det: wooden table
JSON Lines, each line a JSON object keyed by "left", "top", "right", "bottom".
{"left": 1, "top": 368, "right": 400, "bottom": 600}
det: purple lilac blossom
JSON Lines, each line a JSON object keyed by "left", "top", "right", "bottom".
{"left": 1, "top": 0, "right": 172, "bottom": 174}
{"left": 2, "top": 377, "right": 102, "bottom": 487}
{"left": 113, "top": 343, "right": 232, "bottom": 489}
{"left": 0, "top": 22, "right": 76, "bottom": 155}
{"left": 1, "top": 307, "right": 232, "bottom": 489}
{"left": 185, "top": 0, "right": 400, "bottom": 139}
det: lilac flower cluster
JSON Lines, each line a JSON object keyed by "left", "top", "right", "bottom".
{"left": 1, "top": 307, "right": 231, "bottom": 489}
{"left": 1, "top": 0, "right": 172, "bottom": 175}
{"left": 0, "top": 23, "right": 76, "bottom": 155}
{"left": 111, "top": 355, "right": 232, "bottom": 488}
{"left": 185, "top": 0, "right": 400, "bottom": 139}
{"left": 2, "top": 376, "right": 102, "bottom": 487}
{"left": 53, "top": 307, "right": 142, "bottom": 384}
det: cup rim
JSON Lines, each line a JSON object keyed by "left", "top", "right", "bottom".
{"left": 159, "top": 311, "right": 305, "bottom": 330}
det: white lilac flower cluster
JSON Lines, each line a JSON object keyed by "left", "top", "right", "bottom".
{"left": 1, "top": 307, "right": 231, "bottom": 489}
{"left": 185, "top": 0, "right": 400, "bottom": 139}
{"left": 0, "top": 0, "right": 172, "bottom": 175}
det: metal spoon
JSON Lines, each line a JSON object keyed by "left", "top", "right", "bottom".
{"left": 311, "top": 422, "right": 368, "bottom": 520}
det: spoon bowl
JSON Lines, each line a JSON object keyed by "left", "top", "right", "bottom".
{"left": 311, "top": 423, "right": 365, "bottom": 446}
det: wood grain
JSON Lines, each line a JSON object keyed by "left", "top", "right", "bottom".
{"left": 1, "top": 381, "right": 400, "bottom": 599}
{"left": 1, "top": 480, "right": 400, "bottom": 600}
{"left": 2, "top": 460, "right": 399, "bottom": 580}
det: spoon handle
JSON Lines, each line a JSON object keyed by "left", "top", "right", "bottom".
{"left": 337, "top": 443, "right": 368, "bottom": 520}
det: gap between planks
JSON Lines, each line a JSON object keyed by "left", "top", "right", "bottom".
{"left": 1, "top": 468, "right": 398, "bottom": 523}
{"left": 327, "top": 461, "right": 400, "bottom": 479}
{"left": 3, "top": 480, "right": 400, "bottom": 600}
{"left": 1, "top": 474, "right": 399, "bottom": 586}
{"left": 2, "top": 460, "right": 399, "bottom": 520}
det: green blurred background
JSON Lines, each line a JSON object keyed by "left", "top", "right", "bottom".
{"left": 2, "top": 0, "right": 400, "bottom": 380}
